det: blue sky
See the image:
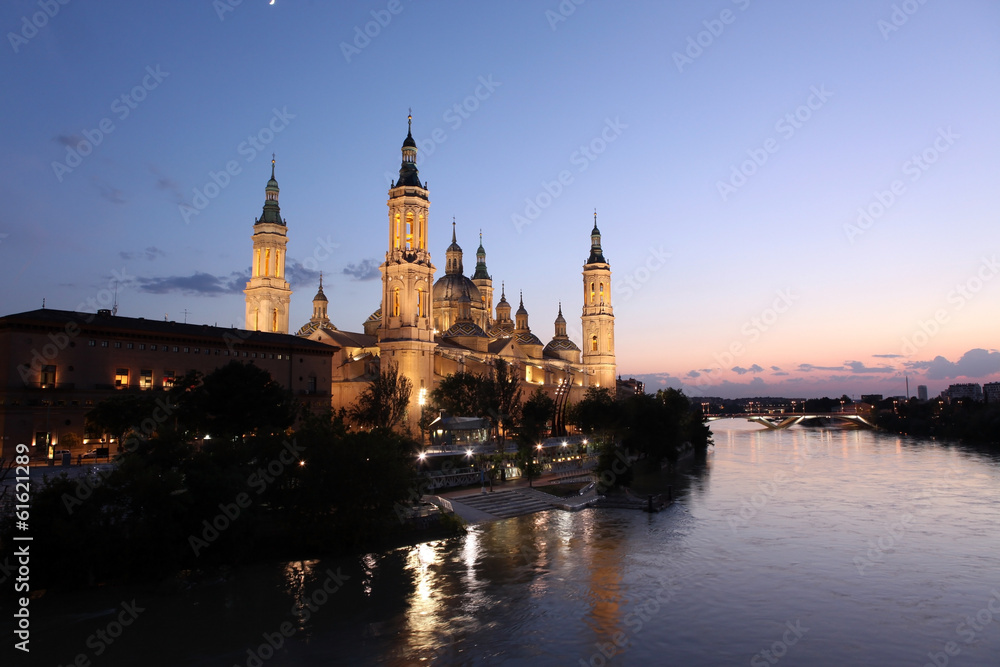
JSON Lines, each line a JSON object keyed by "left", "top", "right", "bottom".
{"left": 2, "top": 0, "right": 998, "bottom": 399}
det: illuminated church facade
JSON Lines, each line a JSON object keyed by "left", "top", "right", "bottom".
{"left": 245, "top": 117, "right": 617, "bottom": 429}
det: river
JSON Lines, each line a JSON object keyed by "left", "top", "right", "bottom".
{"left": 29, "top": 420, "right": 1000, "bottom": 666}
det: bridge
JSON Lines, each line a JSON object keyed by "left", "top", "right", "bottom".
{"left": 706, "top": 413, "right": 875, "bottom": 430}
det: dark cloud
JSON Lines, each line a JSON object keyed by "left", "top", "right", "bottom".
{"left": 732, "top": 366, "right": 750, "bottom": 375}
{"left": 749, "top": 364, "right": 764, "bottom": 373}
{"left": 343, "top": 258, "right": 380, "bottom": 281}
{"left": 119, "top": 247, "right": 165, "bottom": 261}
{"left": 773, "top": 371, "right": 789, "bottom": 376}
{"left": 685, "top": 370, "right": 701, "bottom": 379}
{"left": 149, "top": 164, "right": 184, "bottom": 204}
{"left": 924, "top": 349, "right": 1000, "bottom": 380}
{"left": 284, "top": 259, "right": 321, "bottom": 288}
{"left": 137, "top": 270, "right": 249, "bottom": 295}
{"left": 92, "top": 176, "right": 125, "bottom": 204}
{"left": 845, "top": 361, "right": 894, "bottom": 374}
{"left": 873, "top": 354, "right": 903, "bottom": 359}
{"left": 797, "top": 363, "right": 845, "bottom": 372}
{"left": 54, "top": 134, "right": 83, "bottom": 147}
{"left": 770, "top": 365, "right": 782, "bottom": 371}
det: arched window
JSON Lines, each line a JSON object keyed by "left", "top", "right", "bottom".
{"left": 254, "top": 249, "right": 261, "bottom": 277}
{"left": 264, "top": 249, "right": 271, "bottom": 277}
{"left": 392, "top": 287, "right": 400, "bottom": 317}
{"left": 272, "top": 309, "right": 278, "bottom": 332}
{"left": 590, "top": 282, "right": 595, "bottom": 304}
{"left": 405, "top": 212, "right": 414, "bottom": 249}
{"left": 394, "top": 213, "right": 401, "bottom": 249}
{"left": 591, "top": 334, "right": 598, "bottom": 352}
{"left": 275, "top": 250, "right": 282, "bottom": 278}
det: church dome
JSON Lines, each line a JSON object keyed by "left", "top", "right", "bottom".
{"left": 433, "top": 273, "right": 482, "bottom": 303}
{"left": 444, "top": 321, "right": 488, "bottom": 338}
{"left": 489, "top": 320, "right": 515, "bottom": 340}
{"left": 515, "top": 331, "right": 544, "bottom": 347}
{"left": 544, "top": 337, "right": 580, "bottom": 353}
{"left": 296, "top": 320, "right": 337, "bottom": 337}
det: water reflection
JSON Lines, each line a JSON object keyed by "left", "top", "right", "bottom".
{"left": 30, "top": 423, "right": 1000, "bottom": 666}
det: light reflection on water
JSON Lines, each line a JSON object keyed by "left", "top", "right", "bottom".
{"left": 31, "top": 422, "right": 1000, "bottom": 666}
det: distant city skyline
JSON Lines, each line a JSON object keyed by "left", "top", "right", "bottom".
{"left": 2, "top": 1, "right": 998, "bottom": 399}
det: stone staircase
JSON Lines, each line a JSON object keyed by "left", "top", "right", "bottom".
{"left": 450, "top": 489, "right": 558, "bottom": 520}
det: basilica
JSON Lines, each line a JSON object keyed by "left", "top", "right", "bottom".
{"left": 244, "top": 116, "right": 617, "bottom": 429}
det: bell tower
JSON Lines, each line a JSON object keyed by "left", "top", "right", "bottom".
{"left": 379, "top": 114, "right": 436, "bottom": 428}
{"left": 244, "top": 157, "right": 291, "bottom": 333}
{"left": 581, "top": 211, "right": 616, "bottom": 392}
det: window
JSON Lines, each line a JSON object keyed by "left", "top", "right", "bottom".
{"left": 126, "top": 342, "right": 134, "bottom": 350}
{"left": 590, "top": 282, "right": 595, "bottom": 304}
{"left": 591, "top": 335, "right": 598, "bottom": 352}
{"left": 101, "top": 341, "right": 109, "bottom": 348}
{"left": 172, "top": 346, "right": 179, "bottom": 352}
{"left": 40, "top": 365, "right": 56, "bottom": 388}
{"left": 115, "top": 368, "right": 129, "bottom": 389}
{"left": 307, "top": 376, "right": 317, "bottom": 393}
{"left": 150, "top": 344, "right": 157, "bottom": 351}
{"left": 114, "top": 342, "right": 122, "bottom": 349}
{"left": 193, "top": 348, "right": 200, "bottom": 354}
{"left": 139, "top": 369, "right": 153, "bottom": 390}
{"left": 163, "top": 370, "right": 175, "bottom": 389}
{"left": 264, "top": 248, "right": 271, "bottom": 277}
{"left": 138, "top": 343, "right": 145, "bottom": 351}
{"left": 88, "top": 340, "right": 96, "bottom": 347}
{"left": 183, "top": 347, "right": 189, "bottom": 353}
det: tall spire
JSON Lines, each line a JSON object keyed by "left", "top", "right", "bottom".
{"left": 588, "top": 209, "right": 606, "bottom": 264}
{"left": 258, "top": 156, "right": 283, "bottom": 225}
{"left": 445, "top": 217, "right": 463, "bottom": 275}
{"left": 472, "top": 229, "right": 490, "bottom": 280}
{"left": 396, "top": 111, "right": 422, "bottom": 188}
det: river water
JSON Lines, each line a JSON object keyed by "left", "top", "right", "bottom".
{"left": 30, "top": 420, "right": 1000, "bottom": 666}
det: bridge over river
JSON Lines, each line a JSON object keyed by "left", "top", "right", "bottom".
{"left": 706, "top": 412, "right": 875, "bottom": 429}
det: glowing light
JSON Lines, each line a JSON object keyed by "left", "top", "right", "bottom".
{"left": 418, "top": 452, "right": 426, "bottom": 461}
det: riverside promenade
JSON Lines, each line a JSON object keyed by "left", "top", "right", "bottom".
{"left": 429, "top": 470, "right": 600, "bottom": 523}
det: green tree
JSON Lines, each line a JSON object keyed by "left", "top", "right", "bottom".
{"left": 349, "top": 361, "right": 412, "bottom": 432}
